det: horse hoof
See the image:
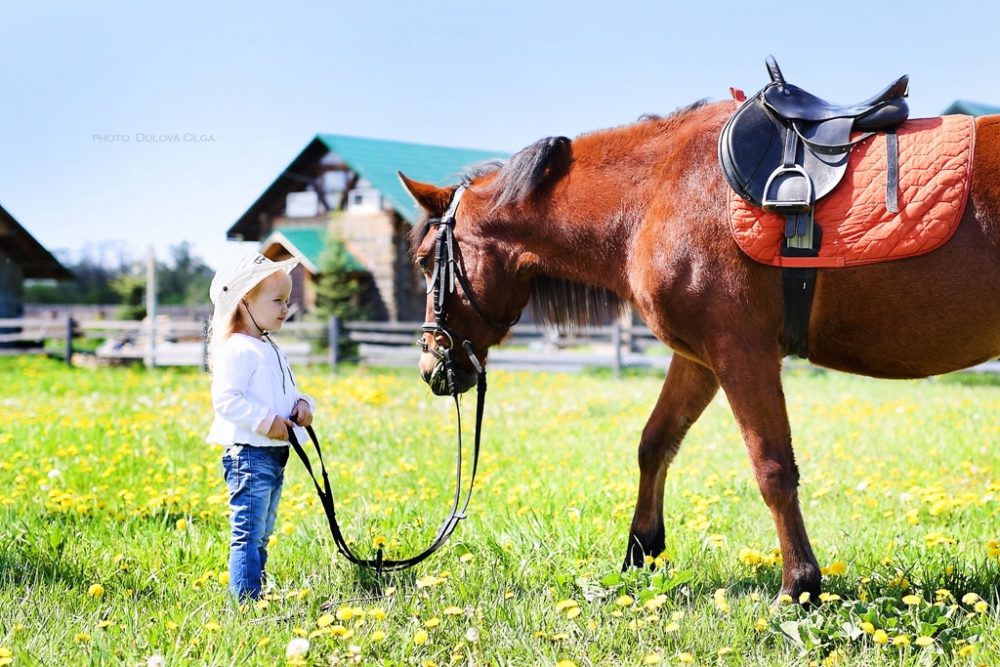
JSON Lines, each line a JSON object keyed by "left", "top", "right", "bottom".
{"left": 621, "top": 542, "right": 666, "bottom": 572}
{"left": 779, "top": 567, "right": 822, "bottom": 604}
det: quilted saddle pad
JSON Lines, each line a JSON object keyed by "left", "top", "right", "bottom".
{"left": 728, "top": 115, "right": 975, "bottom": 268}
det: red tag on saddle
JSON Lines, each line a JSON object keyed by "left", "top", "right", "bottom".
{"left": 729, "top": 88, "right": 746, "bottom": 103}
{"left": 729, "top": 115, "right": 975, "bottom": 268}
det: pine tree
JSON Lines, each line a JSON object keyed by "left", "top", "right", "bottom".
{"left": 315, "top": 232, "right": 367, "bottom": 322}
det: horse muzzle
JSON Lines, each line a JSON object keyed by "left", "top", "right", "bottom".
{"left": 420, "top": 351, "right": 479, "bottom": 396}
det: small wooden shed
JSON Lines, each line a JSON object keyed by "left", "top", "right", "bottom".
{"left": 0, "top": 202, "right": 72, "bottom": 318}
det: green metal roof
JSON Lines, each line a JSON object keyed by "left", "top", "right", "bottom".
{"left": 228, "top": 135, "right": 508, "bottom": 240}
{"left": 942, "top": 100, "right": 1000, "bottom": 117}
{"left": 261, "top": 227, "right": 367, "bottom": 274}
{"left": 317, "top": 134, "right": 507, "bottom": 223}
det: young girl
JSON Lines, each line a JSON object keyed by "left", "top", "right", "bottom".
{"left": 206, "top": 251, "right": 316, "bottom": 600}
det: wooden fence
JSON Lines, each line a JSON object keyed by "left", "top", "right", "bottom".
{"left": 0, "top": 317, "right": 672, "bottom": 376}
{"left": 7, "top": 316, "right": 1000, "bottom": 376}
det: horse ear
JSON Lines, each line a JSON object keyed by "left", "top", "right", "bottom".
{"left": 398, "top": 172, "right": 453, "bottom": 216}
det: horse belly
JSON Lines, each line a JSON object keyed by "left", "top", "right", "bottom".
{"left": 807, "top": 206, "right": 1000, "bottom": 379}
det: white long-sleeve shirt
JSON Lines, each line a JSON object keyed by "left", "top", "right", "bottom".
{"left": 206, "top": 333, "right": 315, "bottom": 447}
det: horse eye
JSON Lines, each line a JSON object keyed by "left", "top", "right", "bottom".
{"left": 417, "top": 256, "right": 429, "bottom": 271}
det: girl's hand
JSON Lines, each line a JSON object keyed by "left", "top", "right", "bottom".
{"left": 267, "top": 415, "right": 296, "bottom": 440}
{"left": 291, "top": 399, "right": 313, "bottom": 427}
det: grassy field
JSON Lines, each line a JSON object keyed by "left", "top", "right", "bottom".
{"left": 0, "top": 356, "right": 998, "bottom": 666}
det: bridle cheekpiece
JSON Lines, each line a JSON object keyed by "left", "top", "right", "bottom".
{"left": 419, "top": 185, "right": 520, "bottom": 385}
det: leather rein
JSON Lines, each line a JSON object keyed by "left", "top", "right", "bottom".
{"left": 288, "top": 185, "right": 518, "bottom": 573}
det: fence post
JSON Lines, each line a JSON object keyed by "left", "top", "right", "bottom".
{"left": 328, "top": 315, "right": 340, "bottom": 370}
{"left": 145, "top": 247, "right": 157, "bottom": 369}
{"left": 65, "top": 316, "right": 74, "bottom": 367}
{"left": 612, "top": 322, "right": 621, "bottom": 380}
{"left": 200, "top": 318, "right": 209, "bottom": 372}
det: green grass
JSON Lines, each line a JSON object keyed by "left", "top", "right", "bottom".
{"left": 0, "top": 356, "right": 998, "bottom": 666}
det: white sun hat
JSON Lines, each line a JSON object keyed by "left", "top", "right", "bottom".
{"left": 210, "top": 251, "right": 301, "bottom": 333}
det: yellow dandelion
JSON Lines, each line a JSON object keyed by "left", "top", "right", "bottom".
{"left": 828, "top": 561, "right": 847, "bottom": 575}
{"left": 798, "top": 592, "right": 811, "bottom": 604}
{"left": 718, "top": 647, "right": 733, "bottom": 656}
{"left": 256, "top": 637, "right": 270, "bottom": 647}
{"left": 643, "top": 654, "right": 662, "bottom": 664}
{"left": 75, "top": 633, "right": 91, "bottom": 643}
{"left": 644, "top": 594, "right": 667, "bottom": 610}
{"left": 915, "top": 636, "right": 934, "bottom": 647}
{"left": 892, "top": 635, "right": 910, "bottom": 646}
{"left": 615, "top": 594, "right": 634, "bottom": 607}
{"left": 778, "top": 594, "right": 793, "bottom": 604}
{"left": 97, "top": 620, "right": 113, "bottom": 629}
{"left": 550, "top": 633, "right": 569, "bottom": 641}
{"left": 443, "top": 606, "right": 463, "bottom": 616}
{"left": 424, "top": 617, "right": 441, "bottom": 628}
{"left": 961, "top": 593, "right": 980, "bottom": 605}
{"left": 371, "top": 630, "right": 387, "bottom": 642}
{"left": 902, "top": 595, "right": 922, "bottom": 606}
{"left": 413, "top": 629, "right": 428, "bottom": 645}
{"left": 87, "top": 584, "right": 104, "bottom": 598}
{"left": 555, "top": 599, "right": 578, "bottom": 611}
{"left": 459, "top": 553, "right": 474, "bottom": 562}
{"left": 957, "top": 645, "right": 975, "bottom": 657}
{"left": 755, "top": 618, "right": 768, "bottom": 631}
{"left": 872, "top": 629, "right": 889, "bottom": 644}
{"left": 175, "top": 518, "right": 187, "bottom": 531}
{"left": 664, "top": 621, "right": 680, "bottom": 633}
{"left": 317, "top": 614, "right": 335, "bottom": 628}
{"left": 859, "top": 622, "right": 875, "bottom": 633}
{"left": 204, "top": 621, "right": 221, "bottom": 632}
{"left": 556, "top": 661, "right": 577, "bottom": 667}
{"left": 566, "top": 607, "right": 582, "bottom": 620}
{"left": 974, "top": 601, "right": 988, "bottom": 613}
{"left": 678, "top": 653, "right": 694, "bottom": 663}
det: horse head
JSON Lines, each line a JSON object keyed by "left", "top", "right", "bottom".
{"left": 400, "top": 172, "right": 531, "bottom": 396}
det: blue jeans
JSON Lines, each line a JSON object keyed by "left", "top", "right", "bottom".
{"left": 222, "top": 445, "right": 289, "bottom": 600}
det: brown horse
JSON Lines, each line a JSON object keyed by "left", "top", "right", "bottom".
{"left": 400, "top": 101, "right": 1000, "bottom": 599}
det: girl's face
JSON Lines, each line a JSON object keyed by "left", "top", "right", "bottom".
{"left": 241, "top": 271, "right": 293, "bottom": 333}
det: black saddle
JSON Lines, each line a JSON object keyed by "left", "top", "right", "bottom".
{"left": 717, "top": 57, "right": 909, "bottom": 360}
{"left": 719, "top": 57, "right": 909, "bottom": 215}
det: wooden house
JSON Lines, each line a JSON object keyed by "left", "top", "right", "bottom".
{"left": 227, "top": 135, "right": 506, "bottom": 321}
{"left": 0, "top": 202, "right": 72, "bottom": 319}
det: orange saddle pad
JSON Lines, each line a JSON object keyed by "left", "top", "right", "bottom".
{"left": 728, "top": 115, "right": 976, "bottom": 268}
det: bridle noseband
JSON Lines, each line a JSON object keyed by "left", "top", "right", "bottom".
{"left": 419, "top": 185, "right": 520, "bottom": 380}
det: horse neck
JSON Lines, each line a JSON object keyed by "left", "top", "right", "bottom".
{"left": 515, "top": 185, "right": 639, "bottom": 296}
{"left": 496, "top": 102, "right": 730, "bottom": 299}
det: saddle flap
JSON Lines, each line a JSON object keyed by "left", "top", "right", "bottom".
{"left": 719, "top": 96, "right": 852, "bottom": 208}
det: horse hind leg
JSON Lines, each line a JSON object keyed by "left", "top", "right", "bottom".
{"left": 624, "top": 355, "right": 719, "bottom": 570}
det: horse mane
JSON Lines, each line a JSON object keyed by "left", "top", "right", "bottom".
{"left": 411, "top": 100, "right": 712, "bottom": 331}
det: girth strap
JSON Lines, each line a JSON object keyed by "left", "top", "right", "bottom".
{"left": 288, "top": 371, "right": 488, "bottom": 573}
{"left": 781, "top": 227, "right": 822, "bottom": 359}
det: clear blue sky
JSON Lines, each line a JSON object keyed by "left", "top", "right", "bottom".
{"left": 1, "top": 0, "right": 996, "bottom": 270}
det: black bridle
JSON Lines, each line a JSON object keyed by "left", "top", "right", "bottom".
{"left": 289, "top": 185, "right": 518, "bottom": 573}
{"left": 419, "top": 185, "right": 519, "bottom": 377}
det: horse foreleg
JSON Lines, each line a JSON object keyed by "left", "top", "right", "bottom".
{"left": 623, "top": 355, "right": 719, "bottom": 569}
{"left": 713, "top": 346, "right": 821, "bottom": 600}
